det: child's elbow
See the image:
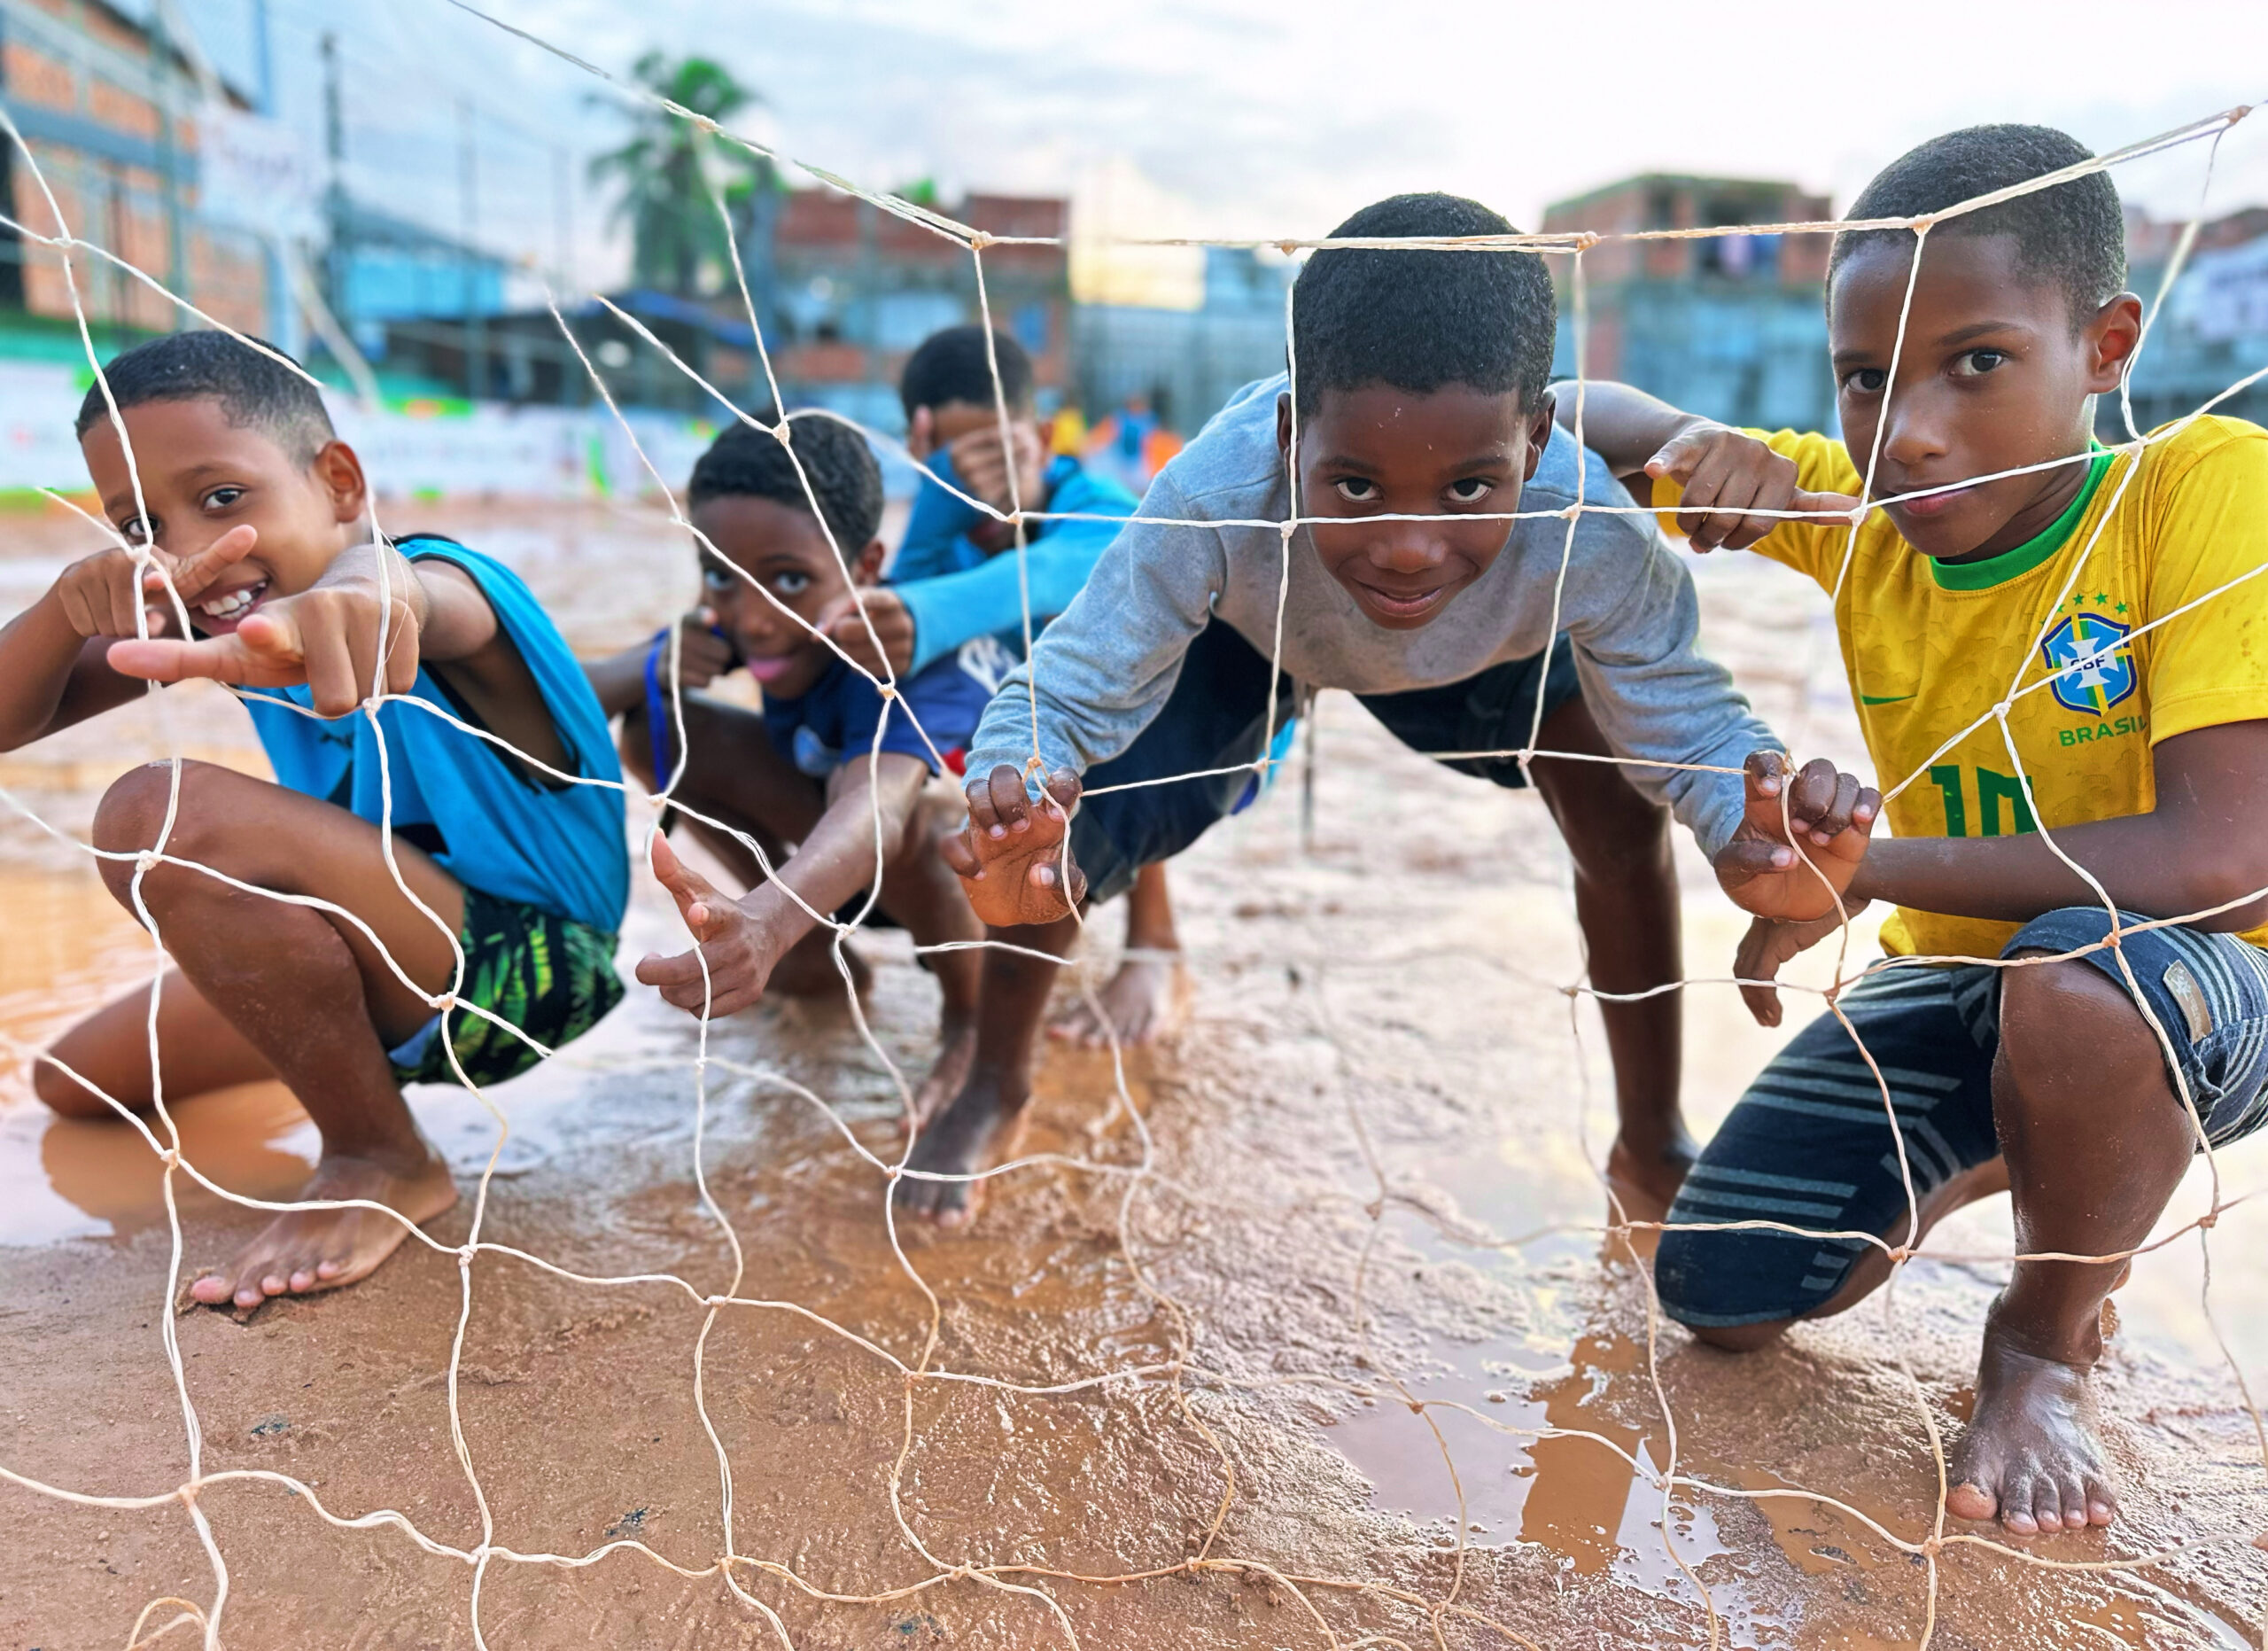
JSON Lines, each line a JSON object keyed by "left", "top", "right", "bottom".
{"left": 2179, "top": 852, "right": 2268, "bottom": 931}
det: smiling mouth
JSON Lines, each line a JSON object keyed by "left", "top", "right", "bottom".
{"left": 193, "top": 579, "right": 269, "bottom": 630}
{"left": 742, "top": 654, "right": 801, "bottom": 684}
{"left": 1353, "top": 580, "right": 1449, "bottom": 619}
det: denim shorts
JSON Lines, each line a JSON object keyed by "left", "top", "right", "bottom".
{"left": 1655, "top": 906, "right": 2268, "bottom": 1328}
{"left": 1071, "top": 619, "right": 1584, "bottom": 905}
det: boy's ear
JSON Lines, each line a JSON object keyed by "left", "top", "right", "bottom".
{"left": 2084, "top": 292, "right": 2146, "bottom": 396}
{"left": 1524, "top": 389, "right": 1557, "bottom": 482}
{"left": 851, "top": 535, "right": 887, "bottom": 586}
{"left": 312, "top": 439, "right": 369, "bottom": 526}
{"left": 1275, "top": 393, "right": 1293, "bottom": 463}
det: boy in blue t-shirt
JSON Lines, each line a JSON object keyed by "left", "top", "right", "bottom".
{"left": 821, "top": 326, "right": 1192, "bottom": 1047}
{"left": 0, "top": 331, "right": 628, "bottom": 1313}
{"left": 583, "top": 415, "right": 989, "bottom": 1115}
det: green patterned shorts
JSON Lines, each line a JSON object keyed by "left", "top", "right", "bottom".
{"left": 386, "top": 886, "right": 625, "bottom": 1087}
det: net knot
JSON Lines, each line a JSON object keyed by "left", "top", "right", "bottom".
{"left": 1887, "top": 1244, "right": 1914, "bottom": 1263}
{"left": 1920, "top": 1534, "right": 1945, "bottom": 1557}
{"left": 1560, "top": 502, "right": 1582, "bottom": 522}
{"left": 427, "top": 993, "right": 458, "bottom": 1012}
{"left": 876, "top": 682, "right": 897, "bottom": 700}
{"left": 2199, "top": 1209, "right": 2220, "bottom": 1230}
{"left": 1992, "top": 699, "right": 2015, "bottom": 723}
{"left": 158, "top": 1147, "right": 180, "bottom": 1170}
{"left": 136, "top": 850, "right": 161, "bottom": 874}
{"left": 968, "top": 231, "right": 996, "bottom": 251}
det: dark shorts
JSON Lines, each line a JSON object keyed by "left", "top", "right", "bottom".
{"left": 1071, "top": 620, "right": 1583, "bottom": 905}
{"left": 387, "top": 885, "right": 625, "bottom": 1087}
{"left": 1654, "top": 907, "right": 2268, "bottom": 1329}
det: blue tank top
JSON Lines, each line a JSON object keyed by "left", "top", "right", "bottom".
{"left": 241, "top": 538, "right": 628, "bottom": 934}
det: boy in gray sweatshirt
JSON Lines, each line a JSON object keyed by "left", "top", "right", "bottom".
{"left": 901, "top": 191, "right": 1780, "bottom": 1226}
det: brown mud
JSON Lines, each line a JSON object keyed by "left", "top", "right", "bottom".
{"left": 3, "top": 503, "right": 2265, "bottom": 1647}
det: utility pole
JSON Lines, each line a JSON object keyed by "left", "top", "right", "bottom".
{"left": 249, "top": 0, "right": 293, "bottom": 351}
{"left": 552, "top": 144, "right": 572, "bottom": 292}
{"left": 321, "top": 33, "right": 347, "bottom": 324}
{"left": 146, "top": 4, "right": 188, "bottom": 326}
{"left": 460, "top": 97, "right": 483, "bottom": 401}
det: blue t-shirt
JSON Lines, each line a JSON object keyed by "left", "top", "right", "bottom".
{"left": 891, "top": 452, "right": 1139, "bottom": 674}
{"left": 762, "top": 636, "right": 1016, "bottom": 781}
{"left": 241, "top": 537, "right": 629, "bottom": 935}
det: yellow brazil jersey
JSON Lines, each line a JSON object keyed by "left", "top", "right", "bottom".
{"left": 1666, "top": 416, "right": 2268, "bottom": 962}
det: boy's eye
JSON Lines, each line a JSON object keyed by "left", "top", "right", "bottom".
{"left": 1445, "top": 478, "right": 1493, "bottom": 504}
{"left": 700, "top": 565, "right": 737, "bottom": 592}
{"left": 201, "top": 486, "right": 245, "bottom": 511}
{"left": 1950, "top": 348, "right": 2009, "bottom": 378}
{"left": 1332, "top": 478, "right": 1379, "bottom": 503}
{"left": 116, "top": 516, "right": 154, "bottom": 545}
{"left": 771, "top": 570, "right": 812, "bottom": 597}
{"left": 1841, "top": 368, "right": 1888, "bottom": 395}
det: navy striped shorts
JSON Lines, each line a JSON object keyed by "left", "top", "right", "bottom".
{"left": 1655, "top": 907, "right": 2268, "bottom": 1328}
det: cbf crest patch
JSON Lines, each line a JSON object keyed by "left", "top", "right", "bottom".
{"left": 2040, "top": 610, "right": 2136, "bottom": 717}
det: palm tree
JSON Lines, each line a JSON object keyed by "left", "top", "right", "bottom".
{"left": 588, "top": 53, "right": 770, "bottom": 295}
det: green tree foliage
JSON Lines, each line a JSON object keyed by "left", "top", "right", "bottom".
{"left": 588, "top": 53, "right": 775, "bottom": 295}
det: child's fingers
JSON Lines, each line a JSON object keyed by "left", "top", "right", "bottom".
{"left": 648, "top": 835, "right": 722, "bottom": 931}
{"left": 1798, "top": 771, "right": 1865, "bottom": 845}
{"left": 1735, "top": 918, "right": 1790, "bottom": 1028}
{"left": 1787, "top": 758, "right": 1845, "bottom": 829}
{"left": 985, "top": 766, "right": 1030, "bottom": 835}
{"left": 1791, "top": 488, "right": 1863, "bottom": 524}
{"left": 1643, "top": 423, "right": 1713, "bottom": 486}
{"left": 940, "top": 829, "right": 983, "bottom": 880}
{"left": 1717, "top": 837, "right": 1800, "bottom": 882}
{"left": 1042, "top": 767, "right": 1082, "bottom": 813}
{"left": 167, "top": 525, "right": 260, "bottom": 599}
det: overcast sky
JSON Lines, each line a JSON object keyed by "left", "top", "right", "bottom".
{"left": 191, "top": 0, "right": 2268, "bottom": 288}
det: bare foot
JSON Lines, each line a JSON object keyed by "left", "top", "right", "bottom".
{"left": 1049, "top": 954, "right": 1184, "bottom": 1048}
{"left": 907, "top": 1009, "right": 978, "bottom": 1131}
{"left": 895, "top": 1071, "right": 1028, "bottom": 1229}
{"left": 1945, "top": 1316, "right": 2118, "bottom": 1535}
{"left": 1604, "top": 1127, "right": 1698, "bottom": 1225}
{"left": 767, "top": 927, "right": 871, "bottom": 1001}
{"left": 189, "top": 1148, "right": 458, "bottom": 1311}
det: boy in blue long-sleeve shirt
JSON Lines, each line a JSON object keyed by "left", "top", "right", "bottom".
{"left": 824, "top": 327, "right": 1191, "bottom": 1046}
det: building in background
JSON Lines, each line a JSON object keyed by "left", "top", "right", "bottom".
{"left": 1071, "top": 245, "right": 1292, "bottom": 447}
{"left": 2118, "top": 206, "right": 2268, "bottom": 435}
{"left": 1541, "top": 174, "right": 1833, "bottom": 435}
{"left": 0, "top": 0, "right": 269, "bottom": 347}
{"left": 765, "top": 190, "right": 1068, "bottom": 432}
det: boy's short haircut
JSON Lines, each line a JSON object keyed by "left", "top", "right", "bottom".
{"left": 1829, "top": 124, "right": 2127, "bottom": 327}
{"left": 898, "top": 325, "right": 1033, "bottom": 422}
{"left": 688, "top": 413, "right": 885, "bottom": 549}
{"left": 1290, "top": 192, "right": 1557, "bottom": 417}
{"left": 74, "top": 331, "right": 335, "bottom": 465}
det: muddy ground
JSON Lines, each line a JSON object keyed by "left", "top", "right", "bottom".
{"left": 3, "top": 502, "right": 2265, "bottom": 1648}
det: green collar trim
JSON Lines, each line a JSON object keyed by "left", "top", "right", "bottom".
{"left": 1928, "top": 446, "right": 2114, "bottom": 592}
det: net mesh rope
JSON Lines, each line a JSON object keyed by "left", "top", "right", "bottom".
{"left": 0, "top": 8, "right": 2262, "bottom": 1640}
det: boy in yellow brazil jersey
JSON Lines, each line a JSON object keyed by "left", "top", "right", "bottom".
{"left": 1576, "top": 125, "right": 2268, "bottom": 1537}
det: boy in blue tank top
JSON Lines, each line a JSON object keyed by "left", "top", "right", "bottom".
{"left": 0, "top": 332, "right": 628, "bottom": 1312}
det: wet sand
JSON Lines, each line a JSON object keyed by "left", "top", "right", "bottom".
{"left": 4, "top": 502, "right": 2266, "bottom": 1647}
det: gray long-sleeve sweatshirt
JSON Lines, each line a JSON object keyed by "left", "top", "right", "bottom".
{"left": 966, "top": 375, "right": 1776, "bottom": 857}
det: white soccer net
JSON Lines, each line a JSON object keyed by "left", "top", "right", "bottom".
{"left": 1, "top": 7, "right": 2264, "bottom": 1646}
